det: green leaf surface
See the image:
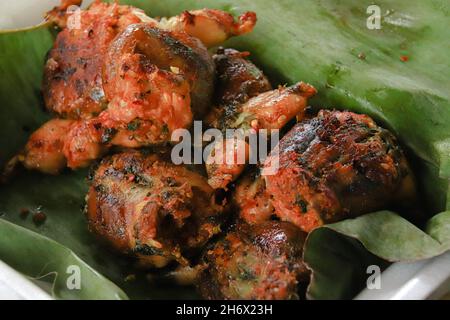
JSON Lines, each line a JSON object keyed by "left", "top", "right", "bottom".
{"left": 0, "top": 219, "right": 127, "bottom": 300}
{"left": 0, "top": 23, "right": 53, "bottom": 165}
{"left": 1, "top": 0, "right": 450, "bottom": 299}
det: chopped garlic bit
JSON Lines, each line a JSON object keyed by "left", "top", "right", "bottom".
{"left": 170, "top": 66, "right": 180, "bottom": 74}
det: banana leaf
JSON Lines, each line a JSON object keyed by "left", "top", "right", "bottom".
{"left": 304, "top": 210, "right": 450, "bottom": 299}
{"left": 1, "top": 0, "right": 450, "bottom": 299}
{"left": 0, "top": 219, "right": 127, "bottom": 300}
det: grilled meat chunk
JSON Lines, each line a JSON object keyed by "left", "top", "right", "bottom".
{"left": 43, "top": 1, "right": 146, "bottom": 119}
{"left": 86, "top": 151, "right": 224, "bottom": 268}
{"left": 261, "top": 110, "right": 417, "bottom": 232}
{"left": 198, "top": 221, "right": 308, "bottom": 300}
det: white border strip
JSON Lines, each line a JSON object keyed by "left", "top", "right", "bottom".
{"left": 355, "top": 251, "right": 450, "bottom": 300}
{"left": 0, "top": 260, "right": 52, "bottom": 300}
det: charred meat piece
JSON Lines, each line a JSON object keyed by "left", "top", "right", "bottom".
{"left": 205, "top": 48, "right": 272, "bottom": 130}
{"left": 159, "top": 10, "right": 257, "bottom": 48}
{"left": 86, "top": 151, "right": 224, "bottom": 268}
{"left": 205, "top": 82, "right": 316, "bottom": 189}
{"left": 204, "top": 48, "right": 272, "bottom": 189}
{"left": 104, "top": 23, "right": 215, "bottom": 122}
{"left": 205, "top": 49, "right": 316, "bottom": 132}
{"left": 19, "top": 116, "right": 107, "bottom": 172}
{"left": 19, "top": 3, "right": 261, "bottom": 175}
{"left": 262, "top": 110, "right": 417, "bottom": 232}
{"left": 234, "top": 170, "right": 275, "bottom": 225}
{"left": 22, "top": 23, "right": 216, "bottom": 172}
{"left": 213, "top": 48, "right": 272, "bottom": 109}
{"left": 239, "top": 82, "right": 317, "bottom": 131}
{"left": 20, "top": 119, "right": 76, "bottom": 174}
{"left": 62, "top": 117, "right": 107, "bottom": 169}
{"left": 43, "top": 1, "right": 146, "bottom": 119}
{"left": 204, "top": 49, "right": 316, "bottom": 190}
{"left": 205, "top": 137, "right": 250, "bottom": 190}
{"left": 198, "top": 221, "right": 309, "bottom": 300}
{"left": 64, "top": 24, "right": 215, "bottom": 168}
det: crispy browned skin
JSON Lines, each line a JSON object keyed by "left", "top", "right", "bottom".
{"left": 205, "top": 48, "right": 316, "bottom": 132}
{"left": 240, "top": 82, "right": 317, "bottom": 131}
{"left": 63, "top": 24, "right": 214, "bottom": 168}
{"left": 213, "top": 48, "right": 272, "bottom": 108}
{"left": 20, "top": 4, "right": 260, "bottom": 175}
{"left": 205, "top": 86, "right": 317, "bottom": 189}
{"left": 204, "top": 49, "right": 316, "bottom": 190}
{"left": 21, "top": 119, "right": 76, "bottom": 174}
{"left": 43, "top": 1, "right": 145, "bottom": 119}
{"left": 44, "top": 2, "right": 249, "bottom": 120}
{"left": 234, "top": 170, "right": 275, "bottom": 225}
{"left": 198, "top": 221, "right": 308, "bottom": 300}
{"left": 205, "top": 137, "right": 250, "bottom": 190}
{"left": 62, "top": 117, "right": 107, "bottom": 169}
{"left": 205, "top": 48, "right": 272, "bottom": 130}
{"left": 25, "top": 22, "right": 216, "bottom": 171}
{"left": 104, "top": 23, "right": 215, "bottom": 120}
{"left": 203, "top": 48, "right": 272, "bottom": 189}
{"left": 159, "top": 10, "right": 257, "bottom": 48}
{"left": 261, "top": 110, "right": 416, "bottom": 232}
{"left": 204, "top": 50, "right": 318, "bottom": 190}
{"left": 86, "top": 151, "right": 224, "bottom": 268}
{"left": 19, "top": 116, "right": 107, "bottom": 173}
